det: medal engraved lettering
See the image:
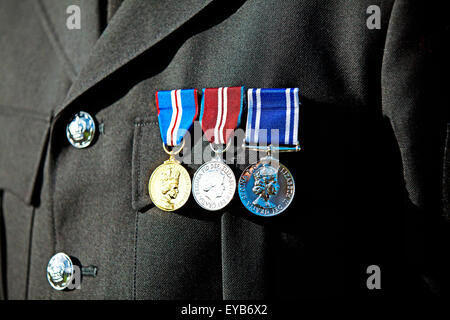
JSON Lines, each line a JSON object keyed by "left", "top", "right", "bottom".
{"left": 149, "top": 159, "right": 191, "bottom": 211}
{"left": 192, "top": 160, "right": 236, "bottom": 211}
{"left": 238, "top": 162, "right": 295, "bottom": 216}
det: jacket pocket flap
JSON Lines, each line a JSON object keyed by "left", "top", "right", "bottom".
{"left": 132, "top": 120, "right": 167, "bottom": 211}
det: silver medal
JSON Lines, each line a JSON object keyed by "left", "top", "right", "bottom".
{"left": 238, "top": 159, "right": 295, "bottom": 216}
{"left": 192, "top": 157, "right": 236, "bottom": 211}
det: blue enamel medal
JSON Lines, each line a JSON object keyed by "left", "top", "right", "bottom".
{"left": 238, "top": 88, "right": 301, "bottom": 216}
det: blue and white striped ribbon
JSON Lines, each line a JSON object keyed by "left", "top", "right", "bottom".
{"left": 245, "top": 88, "right": 300, "bottom": 145}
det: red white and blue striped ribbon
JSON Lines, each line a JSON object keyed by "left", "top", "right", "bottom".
{"left": 155, "top": 89, "right": 198, "bottom": 146}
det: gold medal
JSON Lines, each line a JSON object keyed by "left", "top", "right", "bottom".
{"left": 149, "top": 141, "right": 191, "bottom": 211}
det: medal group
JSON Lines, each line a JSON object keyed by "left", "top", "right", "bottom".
{"left": 148, "top": 87, "right": 300, "bottom": 217}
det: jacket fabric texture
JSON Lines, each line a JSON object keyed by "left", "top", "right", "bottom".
{"left": 0, "top": 0, "right": 449, "bottom": 299}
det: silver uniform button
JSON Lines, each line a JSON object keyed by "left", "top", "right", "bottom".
{"left": 66, "top": 111, "right": 96, "bottom": 148}
{"left": 47, "top": 252, "right": 74, "bottom": 291}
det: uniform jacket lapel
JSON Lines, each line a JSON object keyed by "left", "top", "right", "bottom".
{"left": 55, "top": 0, "right": 215, "bottom": 116}
{"left": 34, "top": 0, "right": 103, "bottom": 82}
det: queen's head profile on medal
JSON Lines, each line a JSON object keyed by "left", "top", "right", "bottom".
{"left": 192, "top": 158, "right": 236, "bottom": 211}
{"left": 251, "top": 164, "right": 280, "bottom": 209}
{"left": 160, "top": 167, "right": 181, "bottom": 208}
{"left": 199, "top": 170, "right": 226, "bottom": 201}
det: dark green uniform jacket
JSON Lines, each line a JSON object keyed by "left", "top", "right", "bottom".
{"left": 0, "top": 0, "right": 449, "bottom": 299}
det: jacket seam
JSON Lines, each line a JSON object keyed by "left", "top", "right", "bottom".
{"left": 0, "top": 105, "right": 51, "bottom": 122}
{"left": 24, "top": 207, "right": 36, "bottom": 300}
{"left": 133, "top": 210, "right": 139, "bottom": 300}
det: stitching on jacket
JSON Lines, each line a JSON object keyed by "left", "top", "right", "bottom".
{"left": 136, "top": 126, "right": 142, "bottom": 205}
{"left": 134, "top": 121, "right": 158, "bottom": 127}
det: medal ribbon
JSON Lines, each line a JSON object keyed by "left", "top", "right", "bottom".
{"left": 245, "top": 88, "right": 300, "bottom": 145}
{"left": 155, "top": 89, "right": 199, "bottom": 146}
{"left": 199, "top": 86, "right": 244, "bottom": 144}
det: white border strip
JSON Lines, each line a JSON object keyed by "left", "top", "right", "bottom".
{"left": 253, "top": 88, "right": 261, "bottom": 143}
{"left": 219, "top": 87, "right": 228, "bottom": 144}
{"left": 285, "top": 88, "right": 291, "bottom": 145}
{"left": 168, "top": 90, "right": 177, "bottom": 145}
{"left": 293, "top": 88, "right": 299, "bottom": 144}
{"left": 173, "top": 89, "right": 183, "bottom": 145}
